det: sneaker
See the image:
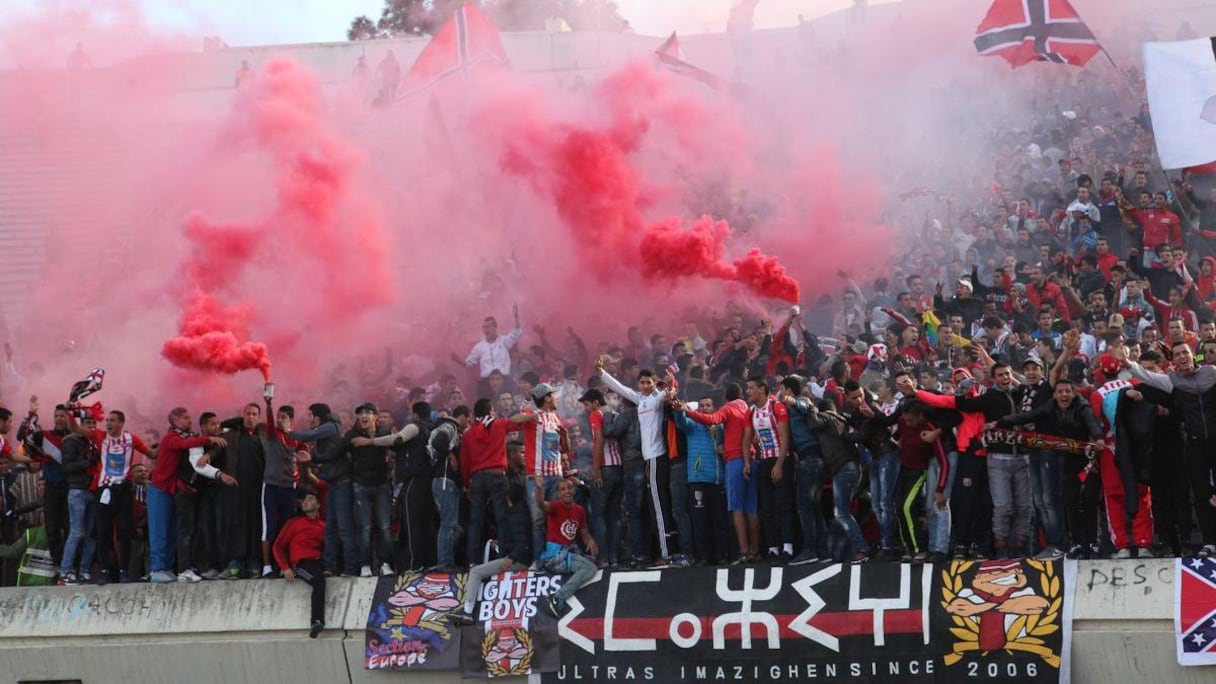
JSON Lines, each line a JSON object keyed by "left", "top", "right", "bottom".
{"left": 379, "top": 562, "right": 394, "bottom": 577}
{"left": 730, "top": 554, "right": 751, "bottom": 566}
{"left": 118, "top": 570, "right": 130, "bottom": 584}
{"left": 1034, "top": 546, "right": 1065, "bottom": 561}
{"left": 200, "top": 569, "right": 221, "bottom": 581}
{"left": 309, "top": 620, "right": 325, "bottom": 639}
{"left": 1112, "top": 547, "right": 1134, "bottom": 559}
{"left": 912, "top": 552, "right": 929, "bottom": 564}
{"left": 789, "top": 551, "right": 819, "bottom": 566}
{"left": 262, "top": 565, "right": 275, "bottom": 578}
{"left": 57, "top": 572, "right": 79, "bottom": 586}
{"left": 178, "top": 568, "right": 203, "bottom": 583}
{"left": 1199, "top": 545, "right": 1216, "bottom": 558}
{"left": 323, "top": 570, "right": 335, "bottom": 578}
{"left": 951, "top": 546, "right": 967, "bottom": 560}
{"left": 359, "top": 565, "right": 373, "bottom": 578}
{"left": 545, "top": 595, "right": 567, "bottom": 618}
{"left": 447, "top": 608, "right": 476, "bottom": 626}
{"left": 925, "top": 552, "right": 947, "bottom": 564}
{"left": 671, "top": 554, "right": 692, "bottom": 568}
{"left": 97, "top": 570, "right": 111, "bottom": 586}
{"left": 848, "top": 552, "right": 869, "bottom": 565}
{"left": 224, "top": 567, "right": 241, "bottom": 580}
{"left": 1065, "top": 544, "right": 1086, "bottom": 560}
{"left": 149, "top": 570, "right": 177, "bottom": 584}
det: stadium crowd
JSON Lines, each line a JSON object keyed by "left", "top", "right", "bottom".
{"left": 2, "top": 62, "right": 1216, "bottom": 638}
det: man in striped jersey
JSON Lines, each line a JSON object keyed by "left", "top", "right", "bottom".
{"left": 512, "top": 383, "right": 569, "bottom": 567}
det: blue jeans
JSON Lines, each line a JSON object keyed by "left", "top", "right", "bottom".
{"left": 61, "top": 488, "right": 97, "bottom": 576}
{"left": 432, "top": 478, "right": 461, "bottom": 568}
{"left": 353, "top": 482, "right": 392, "bottom": 568}
{"left": 669, "top": 458, "right": 693, "bottom": 557}
{"left": 467, "top": 470, "right": 509, "bottom": 565}
{"left": 796, "top": 455, "right": 827, "bottom": 558}
{"left": 621, "top": 461, "right": 648, "bottom": 559}
{"left": 870, "top": 450, "right": 900, "bottom": 549}
{"left": 1028, "top": 450, "right": 1065, "bottom": 550}
{"left": 590, "top": 465, "right": 623, "bottom": 564}
{"left": 323, "top": 480, "right": 357, "bottom": 574}
{"left": 832, "top": 461, "right": 870, "bottom": 556}
{"left": 147, "top": 484, "right": 176, "bottom": 573}
{"left": 927, "top": 452, "right": 958, "bottom": 554}
{"left": 545, "top": 548, "right": 598, "bottom": 604}
{"left": 525, "top": 475, "right": 560, "bottom": 561}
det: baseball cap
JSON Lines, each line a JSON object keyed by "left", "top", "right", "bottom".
{"left": 1098, "top": 354, "right": 1122, "bottom": 377}
{"left": 957, "top": 278, "right": 974, "bottom": 292}
{"left": 355, "top": 402, "right": 378, "bottom": 415}
{"left": 531, "top": 383, "right": 557, "bottom": 404}
{"left": 1022, "top": 356, "right": 1044, "bottom": 369}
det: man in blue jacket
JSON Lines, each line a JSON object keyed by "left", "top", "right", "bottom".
{"left": 779, "top": 376, "right": 827, "bottom": 565}
{"left": 674, "top": 397, "right": 728, "bottom": 565}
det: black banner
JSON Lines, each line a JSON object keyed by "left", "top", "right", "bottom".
{"left": 459, "top": 570, "right": 561, "bottom": 678}
{"left": 365, "top": 571, "right": 465, "bottom": 670}
{"left": 542, "top": 559, "right": 1072, "bottom": 683}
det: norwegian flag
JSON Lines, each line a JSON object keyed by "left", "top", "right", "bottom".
{"left": 1176, "top": 557, "right": 1216, "bottom": 665}
{"left": 398, "top": 1, "right": 508, "bottom": 100}
{"left": 654, "top": 32, "right": 727, "bottom": 92}
{"left": 974, "top": 0, "right": 1101, "bottom": 69}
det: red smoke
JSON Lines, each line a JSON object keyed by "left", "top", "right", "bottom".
{"left": 499, "top": 62, "right": 799, "bottom": 303}
{"left": 161, "top": 57, "right": 395, "bottom": 385}
{"left": 640, "top": 216, "right": 799, "bottom": 302}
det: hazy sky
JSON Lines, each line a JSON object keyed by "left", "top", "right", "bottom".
{"left": 128, "top": 0, "right": 878, "bottom": 46}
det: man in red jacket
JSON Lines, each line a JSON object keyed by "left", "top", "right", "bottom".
{"left": 460, "top": 398, "right": 521, "bottom": 567}
{"left": 148, "top": 408, "right": 225, "bottom": 583}
{"left": 276, "top": 491, "right": 326, "bottom": 638}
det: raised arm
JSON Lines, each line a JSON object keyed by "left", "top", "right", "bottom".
{"left": 596, "top": 367, "right": 641, "bottom": 404}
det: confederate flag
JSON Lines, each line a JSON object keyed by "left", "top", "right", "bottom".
{"left": 1177, "top": 557, "right": 1216, "bottom": 665}
{"left": 974, "top": 0, "right": 1101, "bottom": 68}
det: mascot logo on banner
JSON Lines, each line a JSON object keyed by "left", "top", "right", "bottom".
{"left": 941, "top": 559, "right": 1062, "bottom": 668}
{"left": 383, "top": 572, "right": 466, "bottom": 648}
{"left": 482, "top": 626, "right": 534, "bottom": 677}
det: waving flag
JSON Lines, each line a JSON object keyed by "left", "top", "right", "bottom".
{"left": 974, "top": 0, "right": 1101, "bottom": 68}
{"left": 399, "top": 2, "right": 509, "bottom": 100}
{"left": 1177, "top": 557, "right": 1216, "bottom": 665}
{"left": 1144, "top": 38, "right": 1216, "bottom": 170}
{"left": 653, "top": 32, "right": 727, "bottom": 91}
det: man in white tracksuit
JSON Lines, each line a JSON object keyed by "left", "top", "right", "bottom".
{"left": 596, "top": 357, "right": 689, "bottom": 566}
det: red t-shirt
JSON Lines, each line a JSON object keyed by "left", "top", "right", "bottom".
{"left": 546, "top": 501, "right": 587, "bottom": 547}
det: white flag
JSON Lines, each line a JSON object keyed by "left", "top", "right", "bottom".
{"left": 1144, "top": 38, "right": 1216, "bottom": 169}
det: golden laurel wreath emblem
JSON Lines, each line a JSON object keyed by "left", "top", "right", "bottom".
{"left": 940, "top": 559, "right": 1062, "bottom": 668}
{"left": 482, "top": 627, "right": 534, "bottom": 677}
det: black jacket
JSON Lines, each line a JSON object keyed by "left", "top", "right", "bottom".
{"left": 803, "top": 404, "right": 861, "bottom": 475}
{"left": 60, "top": 434, "right": 94, "bottom": 490}
{"left": 844, "top": 397, "right": 900, "bottom": 455}
{"left": 324, "top": 425, "right": 391, "bottom": 486}
{"left": 998, "top": 397, "right": 1103, "bottom": 442}
{"left": 604, "top": 406, "right": 642, "bottom": 466}
{"left": 394, "top": 419, "right": 433, "bottom": 481}
{"left": 429, "top": 418, "right": 462, "bottom": 481}
{"left": 289, "top": 418, "right": 345, "bottom": 483}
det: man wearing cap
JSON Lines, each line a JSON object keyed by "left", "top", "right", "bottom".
{"left": 354, "top": 401, "right": 440, "bottom": 572}
{"left": 580, "top": 388, "right": 623, "bottom": 568}
{"left": 322, "top": 402, "right": 393, "bottom": 577}
{"left": 511, "top": 383, "right": 568, "bottom": 566}
{"left": 934, "top": 277, "right": 984, "bottom": 329}
{"left": 1012, "top": 355, "right": 1057, "bottom": 558}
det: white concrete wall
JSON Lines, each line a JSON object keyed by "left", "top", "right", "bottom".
{"left": 0, "top": 561, "right": 1213, "bottom": 683}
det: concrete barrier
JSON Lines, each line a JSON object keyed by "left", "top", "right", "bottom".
{"left": 0, "top": 560, "right": 1212, "bottom": 683}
